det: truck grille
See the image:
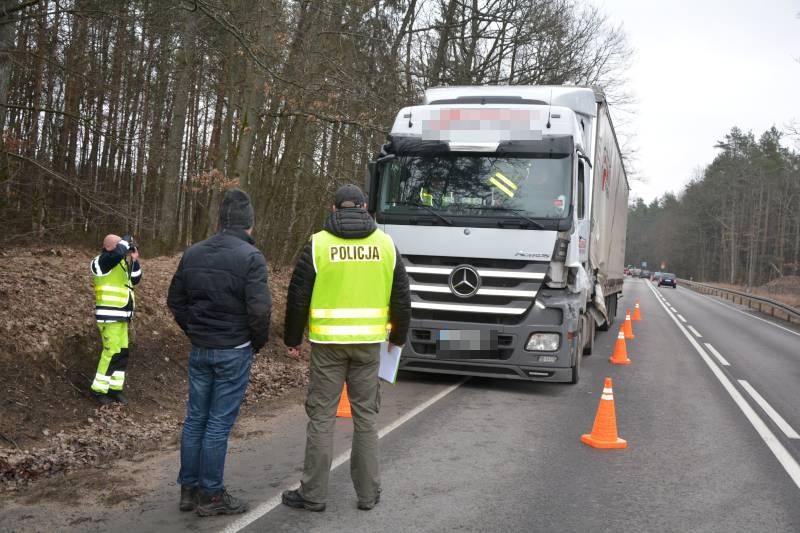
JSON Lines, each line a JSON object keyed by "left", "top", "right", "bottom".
{"left": 403, "top": 255, "right": 548, "bottom": 324}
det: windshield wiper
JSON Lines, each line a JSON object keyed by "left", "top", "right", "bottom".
{"left": 398, "top": 202, "right": 454, "bottom": 226}
{"left": 461, "top": 206, "right": 545, "bottom": 229}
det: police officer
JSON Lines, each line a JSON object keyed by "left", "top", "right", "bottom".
{"left": 90, "top": 233, "right": 142, "bottom": 405}
{"left": 282, "top": 184, "right": 410, "bottom": 512}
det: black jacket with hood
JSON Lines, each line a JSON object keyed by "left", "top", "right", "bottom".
{"left": 283, "top": 208, "right": 411, "bottom": 347}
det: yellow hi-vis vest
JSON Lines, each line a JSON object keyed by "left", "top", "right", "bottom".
{"left": 309, "top": 229, "right": 396, "bottom": 343}
{"left": 93, "top": 258, "right": 134, "bottom": 322}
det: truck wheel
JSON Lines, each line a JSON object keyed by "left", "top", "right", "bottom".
{"left": 582, "top": 315, "right": 595, "bottom": 356}
{"left": 570, "top": 330, "right": 582, "bottom": 384}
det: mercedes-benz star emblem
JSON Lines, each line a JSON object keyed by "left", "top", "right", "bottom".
{"left": 448, "top": 265, "right": 481, "bottom": 298}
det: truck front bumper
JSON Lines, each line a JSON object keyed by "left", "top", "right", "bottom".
{"left": 400, "top": 291, "right": 582, "bottom": 383}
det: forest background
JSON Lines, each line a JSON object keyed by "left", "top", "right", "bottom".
{"left": 1, "top": 0, "right": 798, "bottom": 287}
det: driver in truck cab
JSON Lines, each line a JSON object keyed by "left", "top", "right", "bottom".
{"left": 418, "top": 177, "right": 454, "bottom": 207}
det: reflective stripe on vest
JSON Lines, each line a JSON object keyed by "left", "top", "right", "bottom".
{"left": 488, "top": 171, "right": 518, "bottom": 198}
{"left": 93, "top": 258, "right": 134, "bottom": 321}
{"left": 308, "top": 229, "right": 395, "bottom": 344}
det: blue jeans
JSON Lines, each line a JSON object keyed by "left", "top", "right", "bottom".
{"left": 177, "top": 346, "right": 253, "bottom": 494}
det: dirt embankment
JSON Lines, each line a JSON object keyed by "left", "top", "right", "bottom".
{"left": 0, "top": 246, "right": 307, "bottom": 492}
{"left": 711, "top": 276, "right": 800, "bottom": 309}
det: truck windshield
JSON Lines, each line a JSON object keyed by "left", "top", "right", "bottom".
{"left": 379, "top": 154, "right": 572, "bottom": 220}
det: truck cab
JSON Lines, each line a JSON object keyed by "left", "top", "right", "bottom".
{"left": 366, "top": 86, "right": 628, "bottom": 383}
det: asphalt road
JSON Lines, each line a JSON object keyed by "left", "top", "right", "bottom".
{"left": 3, "top": 278, "right": 800, "bottom": 532}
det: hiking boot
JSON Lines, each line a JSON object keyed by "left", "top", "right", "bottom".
{"left": 281, "top": 489, "right": 326, "bottom": 512}
{"left": 179, "top": 485, "right": 199, "bottom": 512}
{"left": 107, "top": 390, "right": 128, "bottom": 405}
{"left": 357, "top": 489, "right": 381, "bottom": 511}
{"left": 196, "top": 488, "right": 248, "bottom": 517}
{"left": 91, "top": 391, "right": 114, "bottom": 406}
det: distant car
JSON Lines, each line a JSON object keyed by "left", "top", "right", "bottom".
{"left": 631, "top": 268, "right": 641, "bottom": 277}
{"left": 639, "top": 269, "right": 651, "bottom": 279}
{"left": 659, "top": 273, "right": 677, "bottom": 288}
{"left": 651, "top": 271, "right": 662, "bottom": 283}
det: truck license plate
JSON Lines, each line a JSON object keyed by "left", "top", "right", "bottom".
{"left": 436, "top": 329, "right": 499, "bottom": 359}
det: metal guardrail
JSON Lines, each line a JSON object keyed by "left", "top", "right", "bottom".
{"left": 677, "top": 279, "right": 800, "bottom": 326}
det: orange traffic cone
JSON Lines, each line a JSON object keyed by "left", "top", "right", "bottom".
{"left": 609, "top": 326, "right": 631, "bottom": 365}
{"left": 581, "top": 377, "right": 627, "bottom": 449}
{"left": 623, "top": 309, "right": 635, "bottom": 339}
{"left": 336, "top": 384, "right": 352, "bottom": 418}
{"left": 632, "top": 300, "right": 642, "bottom": 321}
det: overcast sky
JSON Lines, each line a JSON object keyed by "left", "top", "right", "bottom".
{"left": 596, "top": 0, "right": 800, "bottom": 203}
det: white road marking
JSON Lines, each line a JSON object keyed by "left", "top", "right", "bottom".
{"left": 688, "top": 288, "right": 800, "bottom": 338}
{"left": 677, "top": 314, "right": 687, "bottom": 323}
{"left": 687, "top": 325, "right": 703, "bottom": 338}
{"left": 221, "top": 378, "right": 468, "bottom": 533}
{"left": 738, "top": 380, "right": 800, "bottom": 439}
{"left": 704, "top": 343, "right": 731, "bottom": 366}
{"left": 645, "top": 281, "right": 800, "bottom": 490}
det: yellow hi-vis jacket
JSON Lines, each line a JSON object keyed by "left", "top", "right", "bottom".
{"left": 93, "top": 259, "right": 134, "bottom": 322}
{"left": 309, "top": 229, "right": 396, "bottom": 343}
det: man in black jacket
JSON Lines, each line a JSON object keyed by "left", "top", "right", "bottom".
{"left": 281, "top": 184, "right": 410, "bottom": 512}
{"left": 167, "top": 188, "right": 271, "bottom": 517}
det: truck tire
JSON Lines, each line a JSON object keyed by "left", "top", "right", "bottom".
{"left": 570, "top": 329, "right": 582, "bottom": 384}
{"left": 582, "top": 314, "right": 595, "bottom": 355}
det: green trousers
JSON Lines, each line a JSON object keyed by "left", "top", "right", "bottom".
{"left": 91, "top": 321, "right": 129, "bottom": 393}
{"left": 300, "top": 342, "right": 381, "bottom": 504}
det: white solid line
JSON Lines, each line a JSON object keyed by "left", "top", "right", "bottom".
{"left": 644, "top": 281, "right": 800, "bottom": 489}
{"left": 704, "top": 343, "right": 731, "bottom": 366}
{"left": 689, "top": 289, "right": 800, "bottom": 338}
{"left": 221, "top": 379, "right": 467, "bottom": 533}
{"left": 687, "top": 325, "right": 703, "bottom": 338}
{"left": 738, "top": 380, "right": 800, "bottom": 439}
{"left": 677, "top": 314, "right": 687, "bottom": 323}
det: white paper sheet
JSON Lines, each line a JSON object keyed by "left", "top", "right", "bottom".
{"left": 378, "top": 342, "right": 403, "bottom": 384}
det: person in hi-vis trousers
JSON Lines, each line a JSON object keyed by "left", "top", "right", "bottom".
{"left": 90, "top": 233, "right": 141, "bottom": 405}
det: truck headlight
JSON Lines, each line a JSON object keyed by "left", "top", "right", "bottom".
{"left": 525, "top": 333, "right": 560, "bottom": 351}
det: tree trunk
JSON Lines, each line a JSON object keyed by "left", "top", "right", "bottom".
{"left": 159, "top": 14, "right": 197, "bottom": 245}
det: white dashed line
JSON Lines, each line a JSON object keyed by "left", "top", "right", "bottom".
{"left": 687, "top": 325, "right": 702, "bottom": 337}
{"left": 677, "top": 314, "right": 687, "bottom": 323}
{"left": 739, "top": 380, "right": 800, "bottom": 439}
{"left": 644, "top": 281, "right": 800, "bottom": 490}
{"left": 704, "top": 343, "right": 730, "bottom": 366}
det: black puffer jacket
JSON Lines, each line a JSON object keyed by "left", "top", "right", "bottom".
{"left": 284, "top": 208, "right": 411, "bottom": 347}
{"left": 168, "top": 229, "right": 272, "bottom": 351}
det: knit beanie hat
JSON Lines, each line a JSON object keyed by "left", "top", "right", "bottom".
{"left": 219, "top": 188, "right": 254, "bottom": 230}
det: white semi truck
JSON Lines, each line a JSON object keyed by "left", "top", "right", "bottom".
{"left": 366, "top": 86, "right": 628, "bottom": 383}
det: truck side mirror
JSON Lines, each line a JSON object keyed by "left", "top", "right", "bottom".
{"left": 366, "top": 162, "right": 378, "bottom": 214}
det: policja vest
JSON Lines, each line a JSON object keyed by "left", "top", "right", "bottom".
{"left": 309, "top": 229, "right": 396, "bottom": 343}
{"left": 93, "top": 258, "right": 135, "bottom": 322}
